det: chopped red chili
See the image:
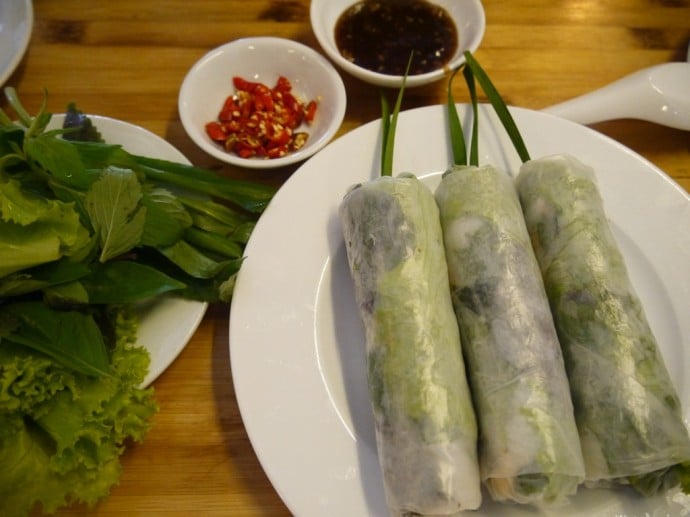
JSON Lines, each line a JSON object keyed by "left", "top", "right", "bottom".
{"left": 205, "top": 75, "right": 318, "bottom": 160}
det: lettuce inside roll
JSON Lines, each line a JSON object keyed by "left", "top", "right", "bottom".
{"left": 516, "top": 153, "right": 690, "bottom": 496}
{"left": 435, "top": 164, "right": 585, "bottom": 506}
{"left": 339, "top": 173, "right": 481, "bottom": 515}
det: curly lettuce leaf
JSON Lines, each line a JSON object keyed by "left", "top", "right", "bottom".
{"left": 0, "top": 308, "right": 158, "bottom": 516}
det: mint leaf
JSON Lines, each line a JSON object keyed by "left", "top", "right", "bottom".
{"left": 85, "top": 167, "right": 146, "bottom": 262}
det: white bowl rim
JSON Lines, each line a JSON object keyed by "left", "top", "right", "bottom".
{"left": 178, "top": 36, "right": 347, "bottom": 169}
{"left": 310, "top": 0, "right": 487, "bottom": 88}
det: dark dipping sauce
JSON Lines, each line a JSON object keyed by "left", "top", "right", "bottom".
{"left": 334, "top": 0, "right": 458, "bottom": 76}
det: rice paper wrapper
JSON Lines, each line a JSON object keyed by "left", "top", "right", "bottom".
{"left": 339, "top": 174, "right": 482, "bottom": 515}
{"left": 516, "top": 153, "right": 690, "bottom": 494}
{"left": 435, "top": 164, "right": 585, "bottom": 506}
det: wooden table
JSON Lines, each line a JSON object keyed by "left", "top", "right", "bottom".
{"left": 5, "top": 1, "right": 688, "bottom": 515}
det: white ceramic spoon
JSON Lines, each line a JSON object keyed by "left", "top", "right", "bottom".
{"left": 542, "top": 49, "right": 690, "bottom": 131}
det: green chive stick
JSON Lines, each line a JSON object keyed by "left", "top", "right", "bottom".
{"left": 462, "top": 51, "right": 531, "bottom": 163}
{"left": 380, "top": 55, "right": 412, "bottom": 177}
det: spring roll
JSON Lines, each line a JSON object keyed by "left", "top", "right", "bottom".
{"left": 435, "top": 164, "right": 585, "bottom": 505}
{"left": 339, "top": 173, "right": 481, "bottom": 515}
{"left": 516, "top": 153, "right": 690, "bottom": 495}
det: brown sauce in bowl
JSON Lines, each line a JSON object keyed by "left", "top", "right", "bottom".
{"left": 334, "top": 0, "right": 458, "bottom": 76}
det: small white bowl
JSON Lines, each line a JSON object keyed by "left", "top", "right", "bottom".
{"left": 310, "top": 0, "right": 486, "bottom": 88}
{"left": 179, "top": 37, "right": 347, "bottom": 169}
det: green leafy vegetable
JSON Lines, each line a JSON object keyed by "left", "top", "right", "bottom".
{"left": 140, "top": 188, "right": 191, "bottom": 247}
{"left": 0, "top": 259, "right": 90, "bottom": 298}
{"left": 2, "top": 301, "right": 110, "bottom": 377}
{"left": 25, "top": 132, "right": 93, "bottom": 190}
{"left": 0, "top": 87, "right": 275, "bottom": 305}
{"left": 133, "top": 155, "right": 274, "bottom": 214}
{"left": 85, "top": 167, "right": 146, "bottom": 262}
{"left": 0, "top": 307, "right": 157, "bottom": 515}
{"left": 0, "top": 177, "right": 92, "bottom": 277}
{"left": 0, "top": 86, "right": 276, "bottom": 514}
{"left": 80, "top": 261, "right": 186, "bottom": 304}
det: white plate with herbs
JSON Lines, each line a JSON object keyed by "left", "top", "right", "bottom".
{"left": 48, "top": 114, "right": 208, "bottom": 387}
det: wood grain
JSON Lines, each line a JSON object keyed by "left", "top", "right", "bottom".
{"left": 4, "top": 0, "right": 687, "bottom": 514}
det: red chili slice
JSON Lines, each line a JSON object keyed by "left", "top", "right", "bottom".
{"left": 205, "top": 75, "right": 318, "bottom": 161}
{"left": 205, "top": 121, "right": 226, "bottom": 142}
{"left": 304, "top": 100, "right": 317, "bottom": 123}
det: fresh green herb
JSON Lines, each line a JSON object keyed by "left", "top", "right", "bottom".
{"left": 79, "top": 261, "right": 187, "bottom": 304}
{"left": 462, "top": 51, "right": 531, "bottom": 163}
{"left": 2, "top": 301, "right": 111, "bottom": 377}
{"left": 446, "top": 66, "right": 467, "bottom": 167}
{"left": 447, "top": 58, "right": 482, "bottom": 168}
{"left": 85, "top": 167, "right": 147, "bottom": 262}
{"left": 0, "top": 305, "right": 157, "bottom": 515}
{"left": 463, "top": 64, "right": 480, "bottom": 166}
{"left": 380, "top": 55, "right": 413, "bottom": 177}
{"left": 379, "top": 92, "right": 391, "bottom": 175}
{"left": 0, "top": 87, "right": 276, "bottom": 513}
{"left": 0, "top": 87, "right": 276, "bottom": 311}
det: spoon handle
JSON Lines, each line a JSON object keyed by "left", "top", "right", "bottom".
{"left": 542, "top": 63, "right": 690, "bottom": 130}
{"left": 543, "top": 67, "right": 657, "bottom": 125}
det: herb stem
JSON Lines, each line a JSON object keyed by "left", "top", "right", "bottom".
{"left": 135, "top": 161, "right": 275, "bottom": 214}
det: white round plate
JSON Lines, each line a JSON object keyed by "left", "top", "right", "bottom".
{"left": 48, "top": 114, "right": 208, "bottom": 387}
{"left": 0, "top": 0, "right": 33, "bottom": 86}
{"left": 229, "top": 104, "right": 690, "bottom": 516}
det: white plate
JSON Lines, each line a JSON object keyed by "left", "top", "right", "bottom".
{"left": 178, "top": 37, "right": 346, "bottom": 169}
{"left": 48, "top": 114, "right": 208, "bottom": 387}
{"left": 229, "top": 104, "right": 690, "bottom": 516}
{"left": 0, "top": 0, "right": 33, "bottom": 86}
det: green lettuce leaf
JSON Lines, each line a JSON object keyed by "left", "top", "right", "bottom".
{"left": 0, "top": 308, "right": 158, "bottom": 516}
{"left": 0, "top": 178, "right": 91, "bottom": 277}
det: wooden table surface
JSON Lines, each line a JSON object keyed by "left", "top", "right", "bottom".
{"left": 4, "top": 0, "right": 688, "bottom": 515}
